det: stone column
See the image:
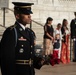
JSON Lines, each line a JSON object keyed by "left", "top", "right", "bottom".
{"left": 9, "top": 0, "right": 14, "bottom": 8}
{"left": 38, "top": 0, "right": 53, "bottom": 5}
{"left": 53, "top": 0, "right": 59, "bottom": 6}
{"left": 0, "top": 0, "right": 9, "bottom": 8}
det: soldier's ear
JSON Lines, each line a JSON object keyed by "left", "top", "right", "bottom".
{"left": 15, "top": 14, "right": 20, "bottom": 19}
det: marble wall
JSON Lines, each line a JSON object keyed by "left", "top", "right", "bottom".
{"left": 0, "top": 0, "right": 76, "bottom": 26}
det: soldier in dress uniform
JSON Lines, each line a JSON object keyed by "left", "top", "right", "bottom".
{"left": 0, "top": 2, "right": 44, "bottom": 75}
{"left": 70, "top": 12, "right": 76, "bottom": 62}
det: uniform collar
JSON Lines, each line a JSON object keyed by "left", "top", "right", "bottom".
{"left": 17, "top": 21, "right": 26, "bottom": 30}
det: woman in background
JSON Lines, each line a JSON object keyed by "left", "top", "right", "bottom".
{"left": 61, "top": 19, "right": 70, "bottom": 64}
{"left": 43, "top": 17, "right": 54, "bottom": 62}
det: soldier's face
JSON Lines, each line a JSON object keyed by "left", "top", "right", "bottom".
{"left": 16, "top": 13, "right": 31, "bottom": 26}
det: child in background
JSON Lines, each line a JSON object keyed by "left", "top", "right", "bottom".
{"left": 50, "top": 34, "right": 60, "bottom": 66}
{"left": 50, "top": 23, "right": 62, "bottom": 66}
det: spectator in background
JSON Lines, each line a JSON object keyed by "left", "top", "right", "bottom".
{"left": 50, "top": 23, "right": 62, "bottom": 66}
{"left": 70, "top": 12, "right": 76, "bottom": 62}
{"left": 61, "top": 19, "right": 70, "bottom": 64}
{"left": 54, "top": 23, "right": 62, "bottom": 59}
{"left": 43, "top": 17, "right": 54, "bottom": 63}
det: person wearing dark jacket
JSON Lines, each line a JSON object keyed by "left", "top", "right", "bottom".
{"left": 42, "top": 17, "right": 54, "bottom": 65}
{"left": 70, "top": 12, "right": 76, "bottom": 39}
{"left": 70, "top": 12, "right": 76, "bottom": 62}
{"left": 0, "top": 2, "right": 44, "bottom": 75}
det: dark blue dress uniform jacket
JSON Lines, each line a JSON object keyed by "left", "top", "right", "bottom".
{"left": 70, "top": 19, "right": 76, "bottom": 39}
{"left": 1, "top": 22, "right": 43, "bottom": 75}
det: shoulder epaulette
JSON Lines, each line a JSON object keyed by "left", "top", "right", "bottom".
{"left": 10, "top": 25, "right": 17, "bottom": 30}
{"left": 26, "top": 27, "right": 34, "bottom": 33}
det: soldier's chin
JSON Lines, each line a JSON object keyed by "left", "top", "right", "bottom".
{"left": 27, "top": 21, "right": 31, "bottom": 24}
{"left": 27, "top": 22, "right": 31, "bottom": 24}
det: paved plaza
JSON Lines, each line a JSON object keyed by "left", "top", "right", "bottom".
{"left": 0, "top": 62, "right": 76, "bottom": 75}
{"left": 35, "top": 62, "right": 76, "bottom": 75}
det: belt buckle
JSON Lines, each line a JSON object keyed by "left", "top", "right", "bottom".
{"left": 29, "top": 59, "right": 32, "bottom": 67}
{"left": 16, "top": 59, "right": 33, "bottom": 66}
{"left": 24, "top": 60, "right": 26, "bottom": 64}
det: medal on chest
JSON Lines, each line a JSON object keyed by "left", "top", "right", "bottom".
{"left": 19, "top": 48, "right": 24, "bottom": 53}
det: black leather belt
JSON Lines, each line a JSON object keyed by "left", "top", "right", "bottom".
{"left": 16, "top": 59, "right": 33, "bottom": 66}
